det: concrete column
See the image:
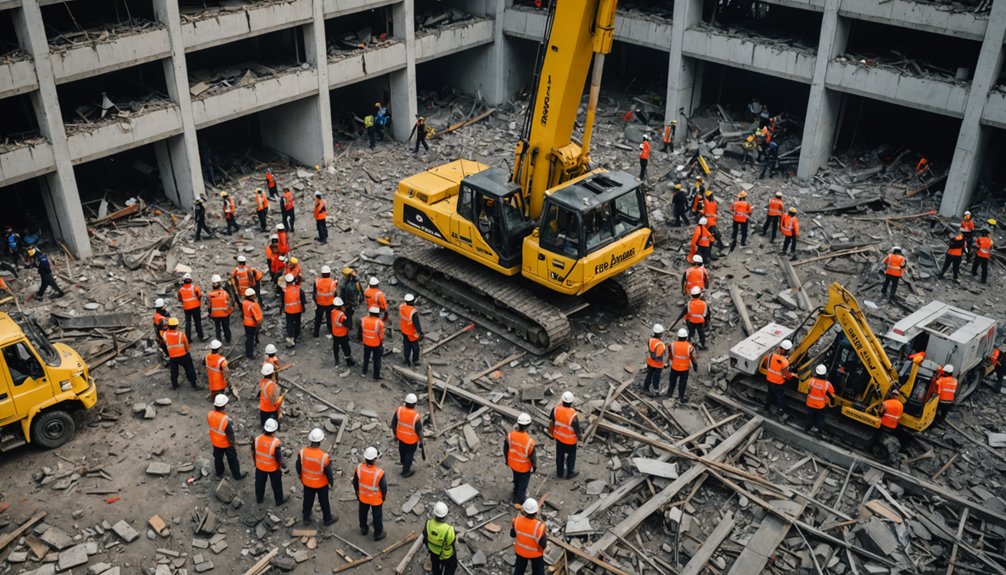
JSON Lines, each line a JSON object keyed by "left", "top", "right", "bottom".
{"left": 306, "top": 0, "right": 334, "bottom": 165}
{"left": 260, "top": 97, "right": 326, "bottom": 167}
{"left": 153, "top": 0, "right": 205, "bottom": 208}
{"left": 665, "top": 0, "right": 703, "bottom": 144}
{"left": 390, "top": 0, "right": 417, "bottom": 141}
{"left": 14, "top": 3, "right": 92, "bottom": 257}
{"left": 481, "top": 0, "right": 510, "bottom": 105}
{"left": 941, "top": 0, "right": 1006, "bottom": 216}
{"left": 796, "top": 0, "right": 849, "bottom": 180}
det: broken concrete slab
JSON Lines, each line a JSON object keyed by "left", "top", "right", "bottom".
{"left": 39, "top": 526, "right": 74, "bottom": 550}
{"left": 57, "top": 544, "right": 89, "bottom": 570}
{"left": 145, "top": 462, "right": 171, "bottom": 476}
{"left": 632, "top": 458, "right": 679, "bottom": 479}
{"left": 111, "top": 520, "right": 140, "bottom": 543}
{"left": 445, "top": 483, "right": 479, "bottom": 505}
{"left": 214, "top": 479, "right": 237, "bottom": 503}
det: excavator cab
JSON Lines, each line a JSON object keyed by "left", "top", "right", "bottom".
{"left": 456, "top": 169, "right": 535, "bottom": 268}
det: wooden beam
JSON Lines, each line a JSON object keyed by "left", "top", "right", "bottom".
{"left": 728, "top": 285, "right": 754, "bottom": 336}
{"left": 549, "top": 536, "right": 632, "bottom": 575}
{"left": 792, "top": 246, "right": 876, "bottom": 268}
{"left": 946, "top": 508, "right": 969, "bottom": 575}
{"left": 679, "top": 511, "right": 736, "bottom": 575}
{"left": 778, "top": 256, "right": 815, "bottom": 311}
{"left": 241, "top": 547, "right": 278, "bottom": 575}
{"left": 583, "top": 375, "right": 635, "bottom": 444}
{"left": 0, "top": 511, "right": 46, "bottom": 553}
{"left": 423, "top": 323, "right": 475, "bottom": 354}
{"left": 393, "top": 535, "right": 425, "bottom": 575}
{"left": 334, "top": 532, "right": 417, "bottom": 573}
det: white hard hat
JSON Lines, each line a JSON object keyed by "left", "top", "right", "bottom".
{"left": 364, "top": 446, "right": 378, "bottom": 460}
{"left": 265, "top": 344, "right": 277, "bottom": 354}
{"left": 244, "top": 288, "right": 256, "bottom": 297}
{"left": 404, "top": 294, "right": 415, "bottom": 302}
{"left": 653, "top": 323, "right": 665, "bottom": 334}
{"left": 183, "top": 273, "right": 192, "bottom": 280}
{"left": 815, "top": 364, "right": 827, "bottom": 376}
{"left": 892, "top": 246, "right": 902, "bottom": 252}
{"left": 369, "top": 306, "right": 380, "bottom": 314}
{"left": 699, "top": 217, "right": 708, "bottom": 225}
{"left": 369, "top": 277, "right": 379, "bottom": 286}
{"left": 405, "top": 393, "right": 418, "bottom": 404}
{"left": 309, "top": 428, "right": 325, "bottom": 443}
{"left": 334, "top": 297, "right": 344, "bottom": 306}
{"left": 517, "top": 413, "right": 532, "bottom": 426}
{"left": 321, "top": 266, "right": 331, "bottom": 274}
{"left": 433, "top": 501, "right": 449, "bottom": 519}
{"left": 780, "top": 339, "right": 793, "bottom": 351}
{"left": 965, "top": 211, "right": 971, "bottom": 216}
{"left": 270, "top": 234, "right": 279, "bottom": 240}
{"left": 677, "top": 328, "right": 688, "bottom": 338}
{"left": 561, "top": 391, "right": 574, "bottom": 404}
{"left": 522, "top": 498, "right": 539, "bottom": 514}
{"left": 213, "top": 394, "right": 229, "bottom": 407}
{"left": 690, "top": 286, "right": 702, "bottom": 295}
{"left": 210, "top": 339, "right": 222, "bottom": 350}
{"left": 264, "top": 418, "right": 278, "bottom": 433}
{"left": 692, "top": 255, "right": 703, "bottom": 264}
{"left": 211, "top": 274, "right": 222, "bottom": 283}
{"left": 154, "top": 298, "right": 165, "bottom": 308}
{"left": 284, "top": 273, "right": 295, "bottom": 283}
{"left": 237, "top": 255, "right": 247, "bottom": 263}
{"left": 315, "top": 191, "right": 322, "bottom": 197}
{"left": 943, "top": 364, "right": 954, "bottom": 374}
{"left": 261, "top": 363, "right": 275, "bottom": 376}
{"left": 276, "top": 223, "right": 285, "bottom": 230}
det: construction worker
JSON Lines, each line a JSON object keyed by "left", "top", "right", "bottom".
{"left": 194, "top": 196, "right": 214, "bottom": 240}
{"left": 164, "top": 318, "right": 198, "bottom": 390}
{"left": 311, "top": 266, "right": 337, "bottom": 338}
{"left": 177, "top": 273, "right": 205, "bottom": 342}
{"left": 916, "top": 157, "right": 931, "bottom": 180}
{"left": 375, "top": 102, "right": 389, "bottom": 140}
{"left": 152, "top": 298, "right": 171, "bottom": 360}
{"left": 504, "top": 413, "right": 537, "bottom": 506}
{"left": 360, "top": 306, "right": 385, "bottom": 380}
{"left": 675, "top": 287, "right": 709, "bottom": 349}
{"left": 424, "top": 502, "right": 458, "bottom": 575}
{"left": 340, "top": 267, "right": 364, "bottom": 334}
{"left": 281, "top": 187, "right": 295, "bottom": 232}
{"left": 255, "top": 189, "right": 269, "bottom": 232}
{"left": 879, "top": 389, "right": 903, "bottom": 432}
{"left": 221, "top": 191, "right": 239, "bottom": 235}
{"left": 283, "top": 274, "right": 305, "bottom": 345}
{"left": 937, "top": 229, "right": 965, "bottom": 282}
{"left": 276, "top": 223, "right": 291, "bottom": 256}
{"left": 805, "top": 364, "right": 835, "bottom": 434}
{"left": 265, "top": 168, "right": 278, "bottom": 199}
{"left": 682, "top": 255, "right": 708, "bottom": 296}
{"left": 410, "top": 116, "right": 431, "bottom": 154}
{"left": 27, "top": 247, "right": 64, "bottom": 299}
{"left": 242, "top": 288, "right": 263, "bottom": 359}
{"left": 740, "top": 134, "right": 756, "bottom": 167}
{"left": 253, "top": 418, "right": 285, "bottom": 506}
{"left": 765, "top": 340, "right": 792, "bottom": 416}
{"left": 264, "top": 343, "right": 280, "bottom": 373}
{"left": 667, "top": 328, "right": 698, "bottom": 403}
{"left": 208, "top": 394, "right": 244, "bottom": 480}
{"left": 638, "top": 134, "right": 650, "bottom": 181}
{"left": 258, "top": 362, "right": 283, "bottom": 428}
{"left": 391, "top": 393, "right": 424, "bottom": 477}
{"left": 313, "top": 191, "right": 328, "bottom": 244}
{"left": 285, "top": 256, "right": 303, "bottom": 286}
{"left": 266, "top": 236, "right": 284, "bottom": 286}
{"left": 702, "top": 191, "right": 726, "bottom": 251}
{"left": 961, "top": 211, "right": 975, "bottom": 258}
{"left": 671, "top": 184, "right": 689, "bottom": 227}
{"left": 354, "top": 446, "right": 387, "bottom": 540}
{"left": 759, "top": 139, "right": 779, "bottom": 180}
{"left": 232, "top": 256, "right": 263, "bottom": 300}
{"left": 729, "top": 191, "right": 754, "bottom": 250}
{"left": 400, "top": 293, "right": 424, "bottom": 367}
{"left": 690, "top": 177, "right": 706, "bottom": 215}
{"left": 365, "top": 109, "right": 378, "bottom": 149}
{"left": 207, "top": 275, "right": 233, "bottom": 344}
{"left": 205, "top": 340, "right": 230, "bottom": 401}
{"left": 548, "top": 391, "right": 580, "bottom": 479}
{"left": 330, "top": 298, "right": 356, "bottom": 367}
{"left": 643, "top": 324, "right": 667, "bottom": 394}
{"left": 688, "top": 217, "right": 714, "bottom": 264}
{"left": 511, "top": 498, "right": 547, "bottom": 575}
{"left": 933, "top": 364, "right": 957, "bottom": 425}
{"left": 364, "top": 276, "right": 389, "bottom": 321}
{"left": 762, "top": 191, "right": 784, "bottom": 241}
{"left": 989, "top": 344, "right": 1006, "bottom": 387}
{"left": 972, "top": 228, "right": 993, "bottom": 284}
{"left": 298, "top": 428, "right": 336, "bottom": 526}
{"left": 661, "top": 120, "right": 676, "bottom": 154}
{"left": 880, "top": 247, "right": 906, "bottom": 300}
{"left": 780, "top": 207, "right": 799, "bottom": 256}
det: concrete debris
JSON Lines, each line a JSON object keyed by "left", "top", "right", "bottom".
{"left": 445, "top": 483, "right": 479, "bottom": 505}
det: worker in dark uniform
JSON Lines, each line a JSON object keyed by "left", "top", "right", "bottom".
{"left": 194, "top": 196, "right": 214, "bottom": 241}
{"left": 27, "top": 247, "right": 65, "bottom": 299}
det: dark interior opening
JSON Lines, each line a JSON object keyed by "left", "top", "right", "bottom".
{"left": 0, "top": 179, "right": 49, "bottom": 240}
{"left": 187, "top": 28, "right": 306, "bottom": 91}
{"left": 707, "top": 1, "right": 822, "bottom": 47}
{"left": 845, "top": 19, "right": 981, "bottom": 80}
{"left": 700, "top": 61, "right": 811, "bottom": 127}
{"left": 329, "top": 75, "right": 391, "bottom": 143}
{"left": 72, "top": 143, "right": 166, "bottom": 216}
{"left": 55, "top": 61, "right": 169, "bottom": 127}
{"left": 0, "top": 95, "right": 40, "bottom": 144}
{"left": 0, "top": 10, "right": 20, "bottom": 57}
{"left": 40, "top": 0, "right": 156, "bottom": 43}
{"left": 325, "top": 7, "right": 394, "bottom": 59}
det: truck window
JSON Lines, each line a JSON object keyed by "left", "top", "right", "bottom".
{"left": 13, "top": 314, "right": 58, "bottom": 367}
{"left": 539, "top": 204, "right": 581, "bottom": 259}
{"left": 612, "top": 190, "right": 644, "bottom": 237}
{"left": 3, "top": 342, "right": 44, "bottom": 386}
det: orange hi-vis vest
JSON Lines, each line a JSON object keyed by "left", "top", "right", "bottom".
{"left": 883, "top": 254, "right": 906, "bottom": 277}
{"left": 881, "top": 399, "right": 903, "bottom": 429}
{"left": 266, "top": 172, "right": 276, "bottom": 188}
{"left": 703, "top": 200, "right": 718, "bottom": 226}
{"left": 512, "top": 516, "right": 546, "bottom": 559}
{"left": 206, "top": 353, "right": 227, "bottom": 391}
{"left": 256, "top": 193, "right": 269, "bottom": 212}
{"left": 805, "top": 377, "right": 834, "bottom": 409}
{"left": 277, "top": 232, "right": 290, "bottom": 255}
{"left": 266, "top": 356, "right": 280, "bottom": 372}
{"left": 693, "top": 225, "right": 713, "bottom": 247}
{"left": 314, "top": 277, "right": 336, "bottom": 306}
{"left": 767, "top": 198, "right": 784, "bottom": 217}
{"left": 164, "top": 329, "right": 189, "bottom": 358}
{"left": 355, "top": 463, "right": 385, "bottom": 505}
{"left": 361, "top": 316, "right": 384, "bottom": 347}
{"left": 266, "top": 246, "right": 284, "bottom": 273}
{"left": 178, "top": 284, "right": 201, "bottom": 311}
{"left": 260, "top": 378, "right": 281, "bottom": 412}
{"left": 781, "top": 214, "right": 798, "bottom": 236}
{"left": 640, "top": 140, "right": 650, "bottom": 160}
{"left": 506, "top": 430, "right": 534, "bottom": 473}
{"left": 731, "top": 200, "right": 752, "bottom": 223}
{"left": 976, "top": 236, "right": 993, "bottom": 258}
{"left": 284, "top": 284, "right": 303, "bottom": 315}
{"left": 224, "top": 198, "right": 236, "bottom": 217}
{"left": 255, "top": 434, "right": 280, "bottom": 472}
{"left": 687, "top": 299, "right": 707, "bottom": 324}
{"left": 647, "top": 337, "right": 666, "bottom": 368}
{"left": 314, "top": 199, "right": 326, "bottom": 221}
{"left": 153, "top": 310, "right": 168, "bottom": 340}
{"left": 300, "top": 447, "right": 330, "bottom": 488}
{"left": 283, "top": 191, "right": 295, "bottom": 211}
{"left": 766, "top": 353, "right": 789, "bottom": 384}
{"left": 685, "top": 266, "right": 706, "bottom": 293}
{"left": 663, "top": 125, "right": 673, "bottom": 142}
{"left": 395, "top": 406, "right": 420, "bottom": 445}
{"left": 364, "top": 287, "right": 387, "bottom": 311}
{"left": 961, "top": 217, "right": 974, "bottom": 232}
{"left": 242, "top": 299, "right": 263, "bottom": 327}
{"left": 208, "top": 410, "right": 231, "bottom": 448}
{"left": 670, "top": 341, "right": 694, "bottom": 371}
{"left": 552, "top": 405, "right": 577, "bottom": 445}
{"left": 937, "top": 375, "right": 957, "bottom": 403}
{"left": 399, "top": 304, "right": 419, "bottom": 342}
{"left": 233, "top": 265, "right": 253, "bottom": 292}
{"left": 948, "top": 235, "right": 964, "bottom": 257}
{"left": 208, "top": 289, "right": 233, "bottom": 318}
{"left": 331, "top": 309, "right": 348, "bottom": 337}
{"left": 286, "top": 263, "right": 302, "bottom": 281}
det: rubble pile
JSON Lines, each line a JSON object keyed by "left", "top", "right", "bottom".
{"left": 189, "top": 62, "right": 310, "bottom": 99}
{"left": 46, "top": 20, "right": 165, "bottom": 52}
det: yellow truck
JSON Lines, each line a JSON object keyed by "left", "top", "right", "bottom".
{"left": 0, "top": 312, "right": 96, "bottom": 451}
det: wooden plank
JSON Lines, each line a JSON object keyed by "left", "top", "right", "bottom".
{"left": 728, "top": 285, "right": 754, "bottom": 336}
{"left": 334, "top": 532, "right": 416, "bottom": 573}
{"left": 241, "top": 547, "right": 278, "bottom": 575}
{"left": 778, "top": 256, "right": 815, "bottom": 311}
{"left": 422, "top": 323, "right": 475, "bottom": 354}
{"left": 583, "top": 375, "right": 635, "bottom": 444}
{"left": 393, "top": 535, "right": 425, "bottom": 575}
{"left": 548, "top": 535, "right": 632, "bottom": 575}
{"left": 679, "top": 511, "right": 736, "bottom": 575}
{"left": 946, "top": 508, "right": 969, "bottom": 575}
{"left": 0, "top": 511, "right": 46, "bottom": 553}
{"left": 792, "top": 246, "right": 876, "bottom": 268}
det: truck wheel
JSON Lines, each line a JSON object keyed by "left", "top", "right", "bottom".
{"left": 30, "top": 410, "right": 76, "bottom": 449}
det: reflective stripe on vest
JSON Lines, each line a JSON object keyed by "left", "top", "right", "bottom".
{"left": 362, "top": 317, "right": 383, "bottom": 347}
{"left": 552, "top": 405, "right": 577, "bottom": 445}
{"left": 685, "top": 267, "right": 705, "bottom": 292}
{"left": 208, "top": 411, "right": 230, "bottom": 448}
{"left": 233, "top": 266, "right": 251, "bottom": 290}
{"left": 766, "top": 354, "right": 788, "bottom": 384}
{"left": 356, "top": 463, "right": 384, "bottom": 505}
{"left": 365, "top": 288, "right": 386, "bottom": 311}
{"left": 331, "top": 309, "right": 348, "bottom": 337}
{"left": 687, "top": 299, "right": 707, "bottom": 324}
{"left": 507, "top": 431, "right": 533, "bottom": 472}
{"left": 400, "top": 304, "right": 419, "bottom": 341}
{"left": 884, "top": 254, "right": 905, "bottom": 277}
{"left": 937, "top": 376, "right": 957, "bottom": 402}
{"left": 259, "top": 379, "right": 280, "bottom": 412}
{"left": 647, "top": 338, "right": 666, "bottom": 368}
{"left": 179, "top": 284, "right": 200, "bottom": 310}
{"left": 513, "top": 516, "right": 545, "bottom": 558}
{"left": 255, "top": 435, "right": 279, "bottom": 472}
{"left": 425, "top": 519, "right": 456, "bottom": 559}
{"left": 315, "top": 277, "right": 336, "bottom": 305}
{"left": 164, "top": 330, "right": 187, "bottom": 358}
{"left": 767, "top": 198, "right": 784, "bottom": 216}
{"left": 977, "top": 237, "right": 993, "bottom": 258}
{"left": 670, "top": 341, "right": 693, "bottom": 371}
{"left": 300, "top": 447, "right": 329, "bottom": 488}
{"left": 243, "top": 300, "right": 261, "bottom": 327}
{"left": 256, "top": 194, "right": 268, "bottom": 211}
{"left": 781, "top": 215, "right": 796, "bottom": 236}
{"left": 805, "top": 377, "right": 831, "bottom": 409}
{"left": 696, "top": 226, "right": 712, "bottom": 247}
{"left": 881, "top": 399, "right": 903, "bottom": 429}
{"left": 206, "top": 354, "right": 226, "bottom": 390}
{"left": 732, "top": 201, "right": 750, "bottom": 222}
{"left": 395, "top": 406, "right": 420, "bottom": 445}
{"left": 284, "top": 285, "right": 303, "bottom": 314}
{"left": 208, "top": 290, "right": 231, "bottom": 318}
{"left": 703, "top": 201, "right": 718, "bottom": 226}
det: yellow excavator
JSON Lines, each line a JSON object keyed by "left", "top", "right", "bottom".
{"left": 392, "top": 0, "right": 653, "bottom": 353}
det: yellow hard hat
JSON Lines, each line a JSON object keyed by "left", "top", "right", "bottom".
{"left": 988, "top": 218, "right": 998, "bottom": 226}
{"left": 789, "top": 207, "right": 797, "bottom": 214}
{"left": 27, "top": 247, "right": 37, "bottom": 256}
{"left": 375, "top": 102, "right": 381, "bottom": 107}
{"left": 674, "top": 184, "right": 682, "bottom": 190}
{"left": 290, "top": 257, "right": 299, "bottom": 265}
{"left": 704, "top": 191, "right": 712, "bottom": 197}
{"left": 221, "top": 191, "right": 228, "bottom": 198}
{"left": 738, "top": 191, "right": 748, "bottom": 198}
{"left": 343, "top": 267, "right": 353, "bottom": 275}
{"left": 167, "top": 317, "right": 179, "bottom": 327}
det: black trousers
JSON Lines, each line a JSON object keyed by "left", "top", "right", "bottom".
{"left": 244, "top": 325, "right": 258, "bottom": 359}
{"left": 643, "top": 366, "right": 663, "bottom": 392}
{"left": 697, "top": 245, "right": 712, "bottom": 265}
{"left": 805, "top": 407, "right": 826, "bottom": 431}
{"left": 213, "top": 316, "right": 232, "bottom": 343}
{"left": 403, "top": 335, "right": 420, "bottom": 365}
{"left": 511, "top": 469, "right": 531, "bottom": 504}
{"left": 195, "top": 216, "right": 213, "bottom": 240}
{"left": 281, "top": 209, "right": 295, "bottom": 232}
{"left": 358, "top": 502, "right": 383, "bottom": 534}
{"left": 368, "top": 126, "right": 377, "bottom": 149}
{"left": 938, "top": 255, "right": 961, "bottom": 280}
{"left": 285, "top": 313, "right": 302, "bottom": 340}
{"left": 760, "top": 158, "right": 778, "bottom": 179}
{"left": 255, "top": 468, "right": 284, "bottom": 504}
{"left": 430, "top": 554, "right": 458, "bottom": 575}
{"left": 304, "top": 485, "right": 333, "bottom": 522}
{"left": 399, "top": 441, "right": 418, "bottom": 472}
{"left": 639, "top": 158, "right": 648, "bottom": 180}
{"left": 762, "top": 215, "right": 779, "bottom": 241}
{"left": 513, "top": 556, "right": 545, "bottom": 575}
{"left": 766, "top": 382, "right": 785, "bottom": 414}
{"left": 708, "top": 225, "right": 726, "bottom": 250}
{"left": 267, "top": 184, "right": 278, "bottom": 199}
{"left": 414, "top": 136, "right": 429, "bottom": 153}
{"left": 170, "top": 355, "right": 197, "bottom": 388}
{"left": 362, "top": 345, "right": 383, "bottom": 378}
{"left": 672, "top": 205, "right": 689, "bottom": 226}
{"left": 37, "top": 273, "right": 64, "bottom": 298}
{"left": 934, "top": 402, "right": 954, "bottom": 426}
{"left": 332, "top": 335, "right": 354, "bottom": 365}
{"left": 316, "top": 219, "right": 328, "bottom": 243}
{"left": 213, "top": 445, "right": 242, "bottom": 479}
{"left": 667, "top": 369, "right": 689, "bottom": 400}
{"left": 880, "top": 275, "right": 900, "bottom": 298}
{"left": 344, "top": 306, "right": 356, "bottom": 335}
{"left": 184, "top": 308, "right": 204, "bottom": 341}
{"left": 313, "top": 305, "right": 332, "bottom": 337}
{"left": 972, "top": 257, "right": 989, "bottom": 283}
{"left": 555, "top": 441, "right": 576, "bottom": 478}
{"left": 730, "top": 221, "right": 749, "bottom": 248}
{"left": 782, "top": 234, "right": 797, "bottom": 255}
{"left": 686, "top": 321, "right": 706, "bottom": 348}
{"left": 257, "top": 209, "right": 268, "bottom": 232}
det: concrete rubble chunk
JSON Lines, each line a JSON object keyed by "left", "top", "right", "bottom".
{"left": 214, "top": 479, "right": 237, "bottom": 503}
{"left": 111, "top": 520, "right": 140, "bottom": 543}
{"left": 632, "top": 458, "right": 679, "bottom": 479}
{"left": 445, "top": 483, "right": 479, "bottom": 505}
{"left": 462, "top": 424, "right": 481, "bottom": 451}
{"left": 401, "top": 491, "right": 422, "bottom": 514}
{"left": 57, "top": 544, "right": 89, "bottom": 571}
{"left": 40, "top": 526, "right": 74, "bottom": 550}
{"left": 86, "top": 562, "right": 111, "bottom": 575}
{"left": 145, "top": 462, "right": 171, "bottom": 476}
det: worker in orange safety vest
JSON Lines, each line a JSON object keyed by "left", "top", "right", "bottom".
{"left": 205, "top": 339, "right": 230, "bottom": 401}
{"left": 504, "top": 413, "right": 537, "bottom": 506}
{"left": 765, "top": 339, "right": 793, "bottom": 416}
{"left": 177, "top": 273, "right": 205, "bottom": 342}
{"left": 276, "top": 223, "right": 291, "bottom": 256}
{"left": 313, "top": 191, "right": 328, "bottom": 244}
{"left": 353, "top": 446, "right": 388, "bottom": 540}
{"left": 242, "top": 288, "right": 263, "bottom": 359}
{"left": 152, "top": 298, "right": 172, "bottom": 361}
{"left": 933, "top": 364, "right": 958, "bottom": 426}
{"left": 282, "top": 274, "right": 306, "bottom": 345}
{"left": 232, "top": 256, "right": 263, "bottom": 300}
{"left": 311, "top": 266, "right": 337, "bottom": 338}
{"left": 330, "top": 298, "right": 356, "bottom": 367}
{"left": 511, "top": 498, "right": 548, "bottom": 575}
{"left": 252, "top": 418, "right": 285, "bottom": 506}
{"left": 804, "top": 364, "right": 836, "bottom": 435}
{"left": 164, "top": 317, "right": 198, "bottom": 390}
{"left": 548, "top": 391, "right": 581, "bottom": 479}
{"left": 643, "top": 324, "right": 667, "bottom": 394}
{"left": 780, "top": 207, "right": 800, "bottom": 257}
{"left": 972, "top": 228, "right": 993, "bottom": 284}
{"left": 688, "top": 217, "right": 714, "bottom": 264}
{"left": 265, "top": 168, "right": 278, "bottom": 199}
{"left": 937, "top": 229, "right": 966, "bottom": 282}
{"left": 221, "top": 191, "right": 239, "bottom": 235}
{"left": 208, "top": 394, "right": 244, "bottom": 479}
{"left": 639, "top": 134, "right": 651, "bottom": 181}
{"left": 206, "top": 275, "right": 233, "bottom": 344}
{"left": 391, "top": 393, "right": 424, "bottom": 477}
{"left": 255, "top": 188, "right": 269, "bottom": 232}
{"left": 681, "top": 255, "right": 708, "bottom": 296}
{"left": 364, "top": 276, "right": 389, "bottom": 321}
{"left": 298, "top": 428, "right": 336, "bottom": 526}
{"left": 729, "top": 191, "right": 754, "bottom": 250}
{"left": 960, "top": 211, "right": 975, "bottom": 258}
{"left": 667, "top": 328, "right": 698, "bottom": 403}
{"left": 258, "top": 362, "right": 283, "bottom": 428}
{"left": 281, "top": 187, "right": 296, "bottom": 232}
{"left": 879, "top": 389, "right": 903, "bottom": 432}
{"left": 359, "top": 306, "right": 386, "bottom": 380}
{"left": 880, "top": 247, "right": 907, "bottom": 300}
{"left": 702, "top": 191, "right": 726, "bottom": 251}
{"left": 399, "top": 293, "right": 425, "bottom": 367}
{"left": 762, "top": 191, "right": 785, "bottom": 242}
{"left": 674, "top": 287, "right": 709, "bottom": 349}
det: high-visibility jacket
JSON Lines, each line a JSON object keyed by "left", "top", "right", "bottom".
{"left": 300, "top": 447, "right": 330, "bottom": 488}
{"left": 285, "top": 263, "right": 302, "bottom": 282}
{"left": 961, "top": 217, "right": 974, "bottom": 232}
{"left": 282, "top": 191, "right": 295, "bottom": 212}
{"left": 646, "top": 337, "right": 666, "bottom": 369}
{"left": 640, "top": 140, "right": 650, "bottom": 160}
{"left": 662, "top": 125, "right": 673, "bottom": 143}
{"left": 164, "top": 329, "right": 189, "bottom": 358}
{"left": 224, "top": 198, "right": 236, "bottom": 218}
{"left": 314, "top": 277, "right": 336, "bottom": 306}
{"left": 395, "top": 406, "right": 420, "bottom": 445}
{"left": 686, "top": 299, "right": 707, "bottom": 324}
{"left": 242, "top": 300, "right": 263, "bottom": 327}
{"left": 916, "top": 158, "right": 928, "bottom": 174}
{"left": 425, "top": 519, "right": 457, "bottom": 560}
{"left": 552, "top": 405, "right": 577, "bottom": 445}
{"left": 254, "top": 434, "right": 280, "bottom": 472}
{"left": 313, "top": 199, "right": 326, "bottom": 221}
{"left": 880, "top": 399, "right": 903, "bottom": 429}
{"left": 692, "top": 225, "right": 713, "bottom": 248}
{"left": 767, "top": 198, "right": 784, "bottom": 217}
{"left": 206, "top": 353, "right": 227, "bottom": 391}
{"left": 766, "top": 353, "right": 790, "bottom": 385}
{"left": 731, "top": 200, "right": 752, "bottom": 223}
{"left": 883, "top": 254, "right": 906, "bottom": 277}
{"left": 178, "top": 284, "right": 201, "bottom": 311}
{"left": 512, "top": 516, "right": 546, "bottom": 559}
{"left": 361, "top": 316, "right": 385, "bottom": 347}
{"left": 506, "top": 430, "right": 534, "bottom": 473}
{"left": 805, "top": 377, "right": 834, "bottom": 409}
{"left": 948, "top": 235, "right": 964, "bottom": 257}
{"left": 277, "top": 232, "right": 290, "bottom": 256}
{"left": 153, "top": 310, "right": 169, "bottom": 341}
{"left": 976, "top": 236, "right": 993, "bottom": 259}
{"left": 208, "top": 289, "right": 233, "bottom": 318}
{"left": 283, "top": 284, "right": 303, "bottom": 315}
{"left": 259, "top": 378, "right": 281, "bottom": 412}
{"left": 684, "top": 266, "right": 707, "bottom": 294}
{"left": 266, "top": 246, "right": 284, "bottom": 274}
{"left": 331, "top": 309, "right": 348, "bottom": 337}
{"left": 364, "top": 287, "right": 387, "bottom": 312}
{"left": 266, "top": 172, "right": 276, "bottom": 189}
{"left": 364, "top": 115, "right": 375, "bottom": 128}
{"left": 355, "top": 463, "right": 385, "bottom": 505}
{"left": 208, "top": 410, "right": 231, "bottom": 448}
{"left": 256, "top": 193, "right": 269, "bottom": 212}
{"left": 399, "top": 304, "right": 419, "bottom": 342}
{"left": 781, "top": 214, "right": 799, "bottom": 237}
{"left": 936, "top": 375, "right": 957, "bottom": 403}
{"left": 702, "top": 200, "right": 718, "bottom": 226}
{"left": 233, "top": 265, "right": 259, "bottom": 292}
{"left": 266, "top": 356, "right": 280, "bottom": 372}
{"left": 670, "top": 341, "right": 694, "bottom": 371}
